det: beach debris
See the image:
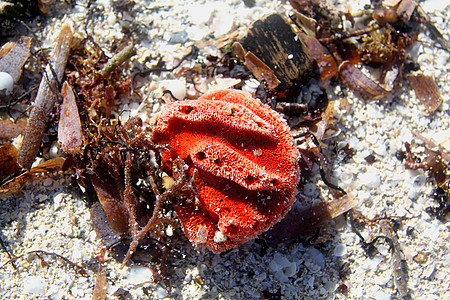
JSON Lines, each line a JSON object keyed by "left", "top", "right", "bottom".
{"left": 0, "top": 36, "right": 31, "bottom": 83}
{"left": 407, "top": 74, "right": 443, "bottom": 114}
{"left": 0, "top": 118, "right": 27, "bottom": 138}
{"left": 380, "top": 219, "right": 410, "bottom": 298}
{"left": 238, "top": 13, "right": 313, "bottom": 92}
{"left": 426, "top": 182, "right": 449, "bottom": 221}
{"left": 402, "top": 137, "right": 449, "bottom": 220}
{"left": 0, "top": 141, "right": 20, "bottom": 180}
{"left": 338, "top": 60, "right": 390, "bottom": 100}
{"left": 152, "top": 89, "right": 301, "bottom": 252}
{"left": 0, "top": 157, "right": 68, "bottom": 194}
{"left": 57, "top": 82, "right": 84, "bottom": 154}
{"left": 92, "top": 265, "right": 107, "bottom": 300}
{"left": 289, "top": 0, "right": 432, "bottom": 101}
{"left": 0, "top": 36, "right": 31, "bottom": 102}
{"left": 18, "top": 23, "right": 73, "bottom": 170}
{"left": 0, "top": 250, "right": 87, "bottom": 276}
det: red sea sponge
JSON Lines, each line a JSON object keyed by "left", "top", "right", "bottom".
{"left": 152, "top": 89, "right": 300, "bottom": 252}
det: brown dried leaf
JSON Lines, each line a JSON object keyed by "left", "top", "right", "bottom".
{"left": 231, "top": 42, "right": 246, "bottom": 62}
{"left": 0, "top": 36, "right": 32, "bottom": 83}
{"left": 58, "top": 82, "right": 84, "bottom": 154}
{"left": 194, "top": 30, "right": 240, "bottom": 50}
{"left": 0, "top": 119, "right": 27, "bottom": 138}
{"left": 407, "top": 74, "right": 443, "bottom": 114}
{"left": 339, "top": 61, "right": 390, "bottom": 100}
{"left": 0, "top": 157, "right": 67, "bottom": 194}
{"left": 304, "top": 36, "right": 338, "bottom": 82}
{"left": 0, "top": 142, "right": 20, "bottom": 180}
{"left": 92, "top": 265, "right": 107, "bottom": 300}
{"left": 264, "top": 192, "right": 356, "bottom": 244}
{"left": 18, "top": 23, "right": 73, "bottom": 170}
{"left": 244, "top": 51, "right": 281, "bottom": 89}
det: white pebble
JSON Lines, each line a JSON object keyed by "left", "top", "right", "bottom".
{"left": 188, "top": 4, "right": 214, "bottom": 24}
{"left": 126, "top": 265, "right": 154, "bottom": 285}
{"left": 0, "top": 72, "right": 14, "bottom": 95}
{"left": 156, "top": 286, "right": 168, "bottom": 299}
{"left": 305, "top": 247, "right": 325, "bottom": 273}
{"left": 359, "top": 168, "right": 381, "bottom": 189}
{"left": 159, "top": 79, "right": 186, "bottom": 100}
{"left": 372, "top": 289, "right": 391, "bottom": 300}
{"left": 333, "top": 243, "right": 347, "bottom": 257}
{"left": 23, "top": 276, "right": 46, "bottom": 295}
{"left": 269, "top": 253, "right": 291, "bottom": 272}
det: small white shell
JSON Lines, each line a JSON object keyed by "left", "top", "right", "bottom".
{"left": 0, "top": 72, "right": 14, "bottom": 95}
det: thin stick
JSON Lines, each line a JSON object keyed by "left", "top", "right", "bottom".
{"left": 18, "top": 23, "right": 73, "bottom": 170}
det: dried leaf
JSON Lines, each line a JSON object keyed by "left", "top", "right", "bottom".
{"left": 92, "top": 265, "right": 107, "bottom": 300}
{"left": 58, "top": 82, "right": 84, "bottom": 154}
{"left": 231, "top": 42, "right": 246, "bottom": 62}
{"left": 0, "top": 36, "right": 31, "bottom": 82}
{"left": 407, "top": 74, "right": 443, "bottom": 114}
{"left": 244, "top": 51, "right": 281, "bottom": 89}
{"left": 264, "top": 192, "right": 356, "bottom": 244}
{"left": 0, "top": 119, "right": 27, "bottom": 138}
{"left": 338, "top": 61, "right": 390, "bottom": 100}
{"left": 18, "top": 23, "right": 73, "bottom": 170}
{"left": 0, "top": 142, "right": 20, "bottom": 180}
{"left": 0, "top": 157, "right": 67, "bottom": 194}
{"left": 304, "top": 36, "right": 338, "bottom": 82}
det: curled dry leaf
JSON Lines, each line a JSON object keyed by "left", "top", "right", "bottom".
{"left": 0, "top": 157, "right": 67, "bottom": 194}
{"left": 406, "top": 74, "right": 443, "bottom": 114}
{"left": 18, "top": 23, "right": 73, "bottom": 170}
{"left": 338, "top": 61, "right": 390, "bottom": 100}
{"left": 303, "top": 36, "right": 338, "bottom": 82}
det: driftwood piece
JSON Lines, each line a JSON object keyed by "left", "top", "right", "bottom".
{"left": 240, "top": 13, "right": 313, "bottom": 91}
{"left": 18, "top": 23, "right": 73, "bottom": 170}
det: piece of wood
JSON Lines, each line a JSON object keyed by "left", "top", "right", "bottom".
{"left": 240, "top": 13, "right": 313, "bottom": 90}
{"left": 18, "top": 23, "right": 73, "bottom": 170}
